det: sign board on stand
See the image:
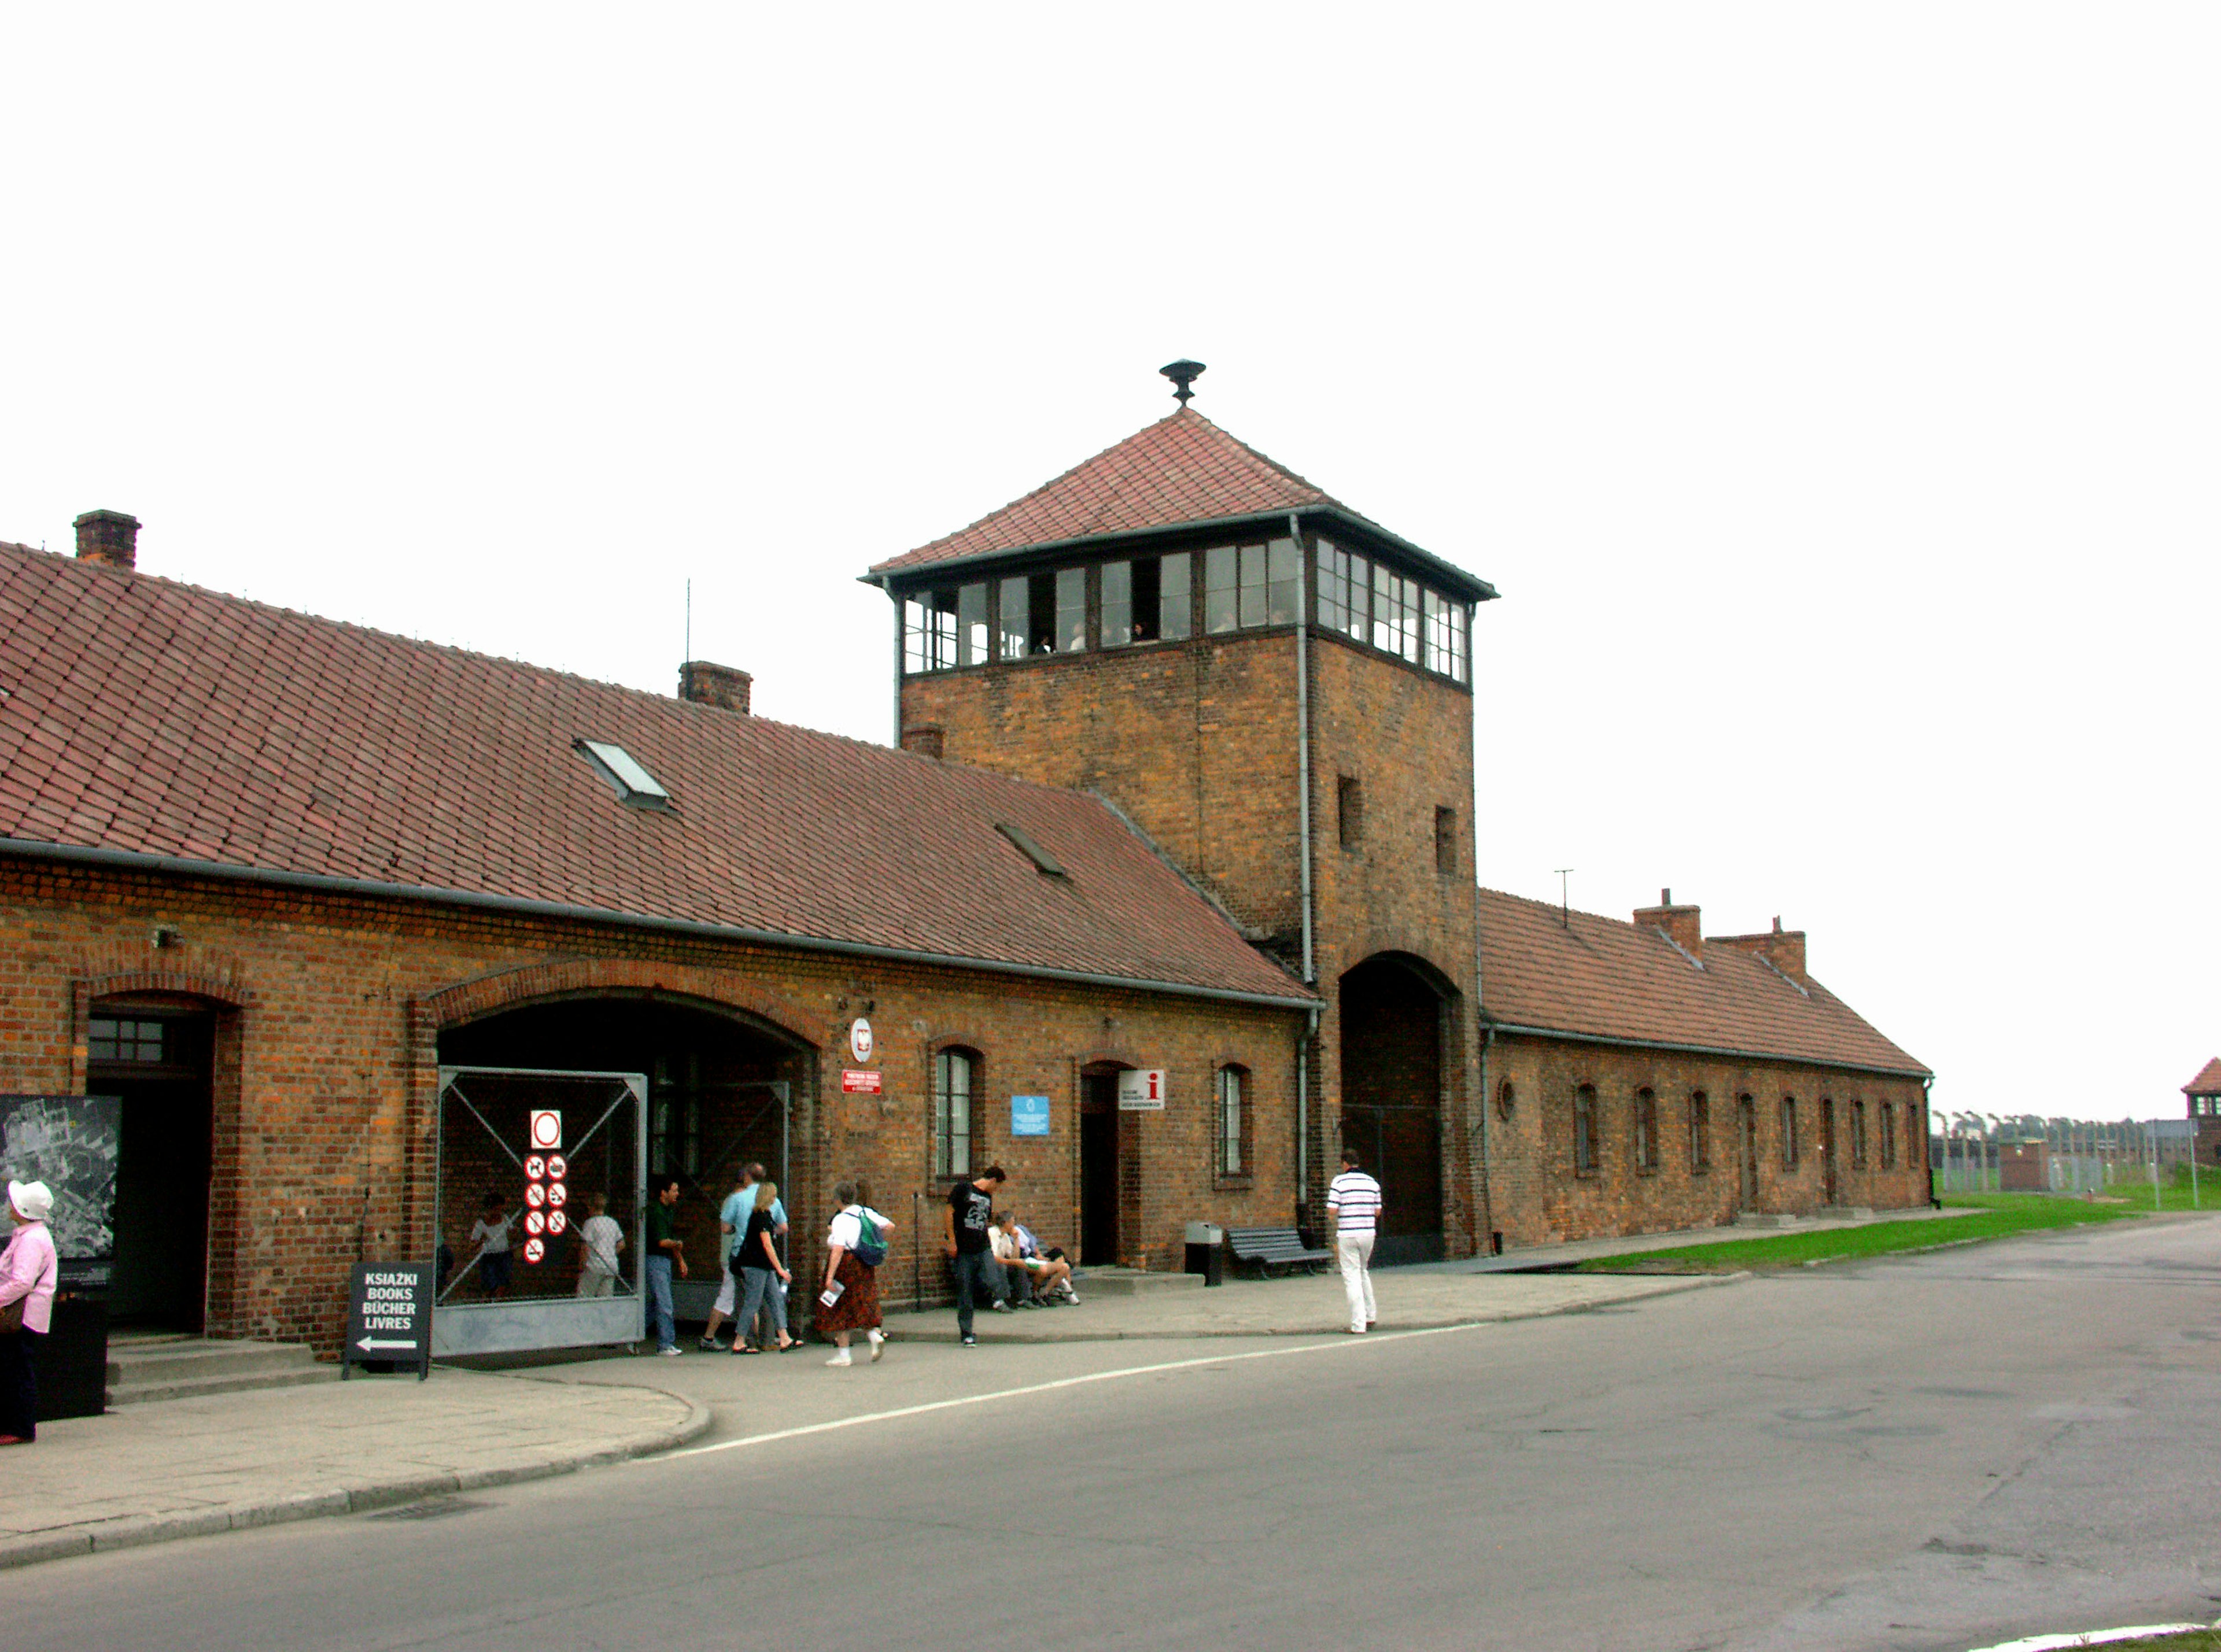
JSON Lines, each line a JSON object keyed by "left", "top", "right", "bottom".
{"left": 1116, "top": 1070, "right": 1168, "bottom": 1111}
{"left": 343, "top": 1262, "right": 432, "bottom": 1381}
{"left": 1011, "top": 1095, "right": 1050, "bottom": 1136}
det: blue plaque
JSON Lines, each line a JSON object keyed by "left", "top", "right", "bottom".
{"left": 1010, "top": 1095, "right": 1050, "bottom": 1137}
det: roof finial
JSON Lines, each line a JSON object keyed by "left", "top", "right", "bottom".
{"left": 1160, "top": 359, "right": 1205, "bottom": 405}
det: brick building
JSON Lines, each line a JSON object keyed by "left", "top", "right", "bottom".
{"left": 2186, "top": 1057, "right": 2221, "bottom": 1165}
{"left": 1478, "top": 889, "right": 1931, "bottom": 1243}
{"left": 1, "top": 391, "right": 1936, "bottom": 1356}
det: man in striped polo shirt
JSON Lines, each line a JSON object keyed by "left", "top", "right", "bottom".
{"left": 1325, "top": 1145, "right": 1382, "bottom": 1334}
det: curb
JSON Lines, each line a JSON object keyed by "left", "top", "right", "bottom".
{"left": 0, "top": 1387, "right": 712, "bottom": 1573}
{"left": 879, "top": 1271, "right": 1748, "bottom": 1344}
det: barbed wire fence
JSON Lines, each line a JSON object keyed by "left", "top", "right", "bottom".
{"left": 1927, "top": 1113, "right": 2208, "bottom": 1204}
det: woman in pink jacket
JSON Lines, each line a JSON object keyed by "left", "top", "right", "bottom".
{"left": 0, "top": 1180, "right": 59, "bottom": 1445}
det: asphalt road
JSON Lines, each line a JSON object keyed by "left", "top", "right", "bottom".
{"left": 11, "top": 1214, "right": 2219, "bottom": 1652}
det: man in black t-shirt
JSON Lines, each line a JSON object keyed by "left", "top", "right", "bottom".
{"left": 942, "top": 1165, "right": 1006, "bottom": 1345}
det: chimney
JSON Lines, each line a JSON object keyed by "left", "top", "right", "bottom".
{"left": 1632, "top": 887, "right": 1702, "bottom": 961}
{"left": 677, "top": 660, "right": 751, "bottom": 714}
{"left": 901, "top": 724, "right": 945, "bottom": 760}
{"left": 74, "top": 509, "right": 139, "bottom": 570}
{"left": 1713, "top": 914, "right": 1809, "bottom": 984}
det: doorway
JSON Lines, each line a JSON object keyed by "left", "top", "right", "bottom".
{"left": 1339, "top": 955, "right": 1447, "bottom": 1266}
{"left": 1738, "top": 1095, "right": 1759, "bottom": 1210}
{"left": 91, "top": 1005, "right": 215, "bottom": 1331}
{"left": 1079, "top": 1070, "right": 1120, "bottom": 1266}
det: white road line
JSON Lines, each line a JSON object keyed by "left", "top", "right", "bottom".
{"left": 650, "top": 1322, "right": 1485, "bottom": 1464}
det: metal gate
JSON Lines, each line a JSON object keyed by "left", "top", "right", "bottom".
{"left": 670, "top": 1080, "right": 790, "bottom": 1322}
{"left": 433, "top": 1066, "right": 645, "bottom": 1357}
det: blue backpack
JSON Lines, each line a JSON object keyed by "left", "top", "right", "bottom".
{"left": 850, "top": 1208, "right": 888, "bottom": 1268}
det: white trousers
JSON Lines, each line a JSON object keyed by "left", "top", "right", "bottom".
{"left": 1336, "top": 1232, "right": 1376, "bottom": 1332}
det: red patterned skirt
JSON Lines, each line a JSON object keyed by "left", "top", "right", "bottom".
{"left": 816, "top": 1250, "right": 881, "bottom": 1335}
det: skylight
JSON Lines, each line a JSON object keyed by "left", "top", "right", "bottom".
{"left": 995, "top": 821, "right": 1067, "bottom": 879}
{"left": 576, "top": 740, "right": 673, "bottom": 810}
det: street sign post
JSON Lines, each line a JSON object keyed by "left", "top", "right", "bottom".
{"left": 342, "top": 1261, "right": 433, "bottom": 1381}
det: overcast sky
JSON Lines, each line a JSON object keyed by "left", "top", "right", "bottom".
{"left": 3, "top": 8, "right": 2213, "bottom": 1123}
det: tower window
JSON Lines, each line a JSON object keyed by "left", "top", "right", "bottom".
{"left": 1337, "top": 775, "right": 1364, "bottom": 849}
{"left": 1423, "top": 589, "right": 1467, "bottom": 682}
{"left": 995, "top": 570, "right": 1087, "bottom": 658}
{"left": 1205, "top": 539, "right": 1300, "bottom": 634}
{"left": 1316, "top": 539, "right": 1369, "bottom": 643}
{"left": 1371, "top": 565, "right": 1421, "bottom": 663}
{"left": 1434, "top": 806, "right": 1457, "bottom": 874}
{"left": 1101, "top": 553, "right": 1191, "bottom": 647}
{"left": 902, "top": 583, "right": 988, "bottom": 672}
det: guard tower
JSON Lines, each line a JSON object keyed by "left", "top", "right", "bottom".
{"left": 2186, "top": 1057, "right": 2221, "bottom": 1167}
{"left": 866, "top": 365, "right": 1499, "bottom": 1261}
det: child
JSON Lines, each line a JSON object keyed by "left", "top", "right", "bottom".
{"left": 468, "top": 1193, "right": 514, "bottom": 1298}
{"left": 575, "top": 1191, "right": 625, "bottom": 1296}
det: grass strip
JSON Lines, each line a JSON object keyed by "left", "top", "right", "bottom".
{"left": 1575, "top": 1195, "right": 2148, "bottom": 1273}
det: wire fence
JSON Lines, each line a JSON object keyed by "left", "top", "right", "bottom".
{"left": 1928, "top": 1115, "right": 2211, "bottom": 1203}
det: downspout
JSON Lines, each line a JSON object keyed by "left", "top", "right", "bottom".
{"left": 1290, "top": 512, "right": 1316, "bottom": 1228}
{"left": 1469, "top": 597, "right": 1494, "bottom": 1254}
{"left": 1923, "top": 1075, "right": 1938, "bottom": 1207}
{"left": 881, "top": 576, "right": 902, "bottom": 746}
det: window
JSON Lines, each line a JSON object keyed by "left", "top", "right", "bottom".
{"left": 902, "top": 583, "right": 988, "bottom": 672}
{"left": 1880, "top": 1102, "right": 1897, "bottom": 1168}
{"left": 1434, "top": 806, "right": 1458, "bottom": 875}
{"left": 1371, "top": 564, "right": 1421, "bottom": 662}
{"left": 1574, "top": 1084, "right": 1599, "bottom": 1174}
{"left": 1688, "top": 1091, "right": 1710, "bottom": 1171}
{"left": 1205, "top": 540, "right": 1299, "bottom": 633}
{"left": 1337, "top": 775, "right": 1363, "bottom": 848}
{"left": 997, "top": 575, "right": 1030, "bottom": 659}
{"left": 1057, "top": 567, "right": 1087, "bottom": 653}
{"left": 577, "top": 740, "right": 672, "bottom": 810}
{"left": 1780, "top": 1096, "right": 1799, "bottom": 1170}
{"left": 996, "top": 570, "right": 1087, "bottom": 657}
{"left": 1497, "top": 1080, "right": 1517, "bottom": 1120}
{"left": 1217, "top": 1066, "right": 1248, "bottom": 1178}
{"left": 936, "top": 1049, "right": 977, "bottom": 1177}
{"left": 1852, "top": 1100, "right": 1868, "bottom": 1167}
{"left": 1205, "top": 545, "right": 1240, "bottom": 633}
{"left": 995, "top": 821, "right": 1067, "bottom": 878}
{"left": 1315, "top": 539, "right": 1368, "bottom": 643}
{"left": 1102, "top": 553, "right": 1193, "bottom": 647}
{"left": 1634, "top": 1088, "right": 1659, "bottom": 1173}
{"left": 1423, "top": 589, "right": 1467, "bottom": 681}
{"left": 88, "top": 1017, "right": 164, "bottom": 1063}
{"left": 650, "top": 1055, "right": 701, "bottom": 1177}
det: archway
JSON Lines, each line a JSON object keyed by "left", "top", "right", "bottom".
{"left": 1338, "top": 953, "right": 1452, "bottom": 1266}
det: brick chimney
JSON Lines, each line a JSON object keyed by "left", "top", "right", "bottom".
{"left": 901, "top": 724, "right": 945, "bottom": 760}
{"left": 1632, "top": 888, "right": 1702, "bottom": 960}
{"left": 1713, "top": 915, "right": 1809, "bottom": 984}
{"left": 677, "top": 660, "right": 751, "bottom": 714}
{"left": 73, "top": 509, "right": 139, "bottom": 570}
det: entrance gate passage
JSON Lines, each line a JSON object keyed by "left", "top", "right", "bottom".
{"left": 433, "top": 1067, "right": 645, "bottom": 1358}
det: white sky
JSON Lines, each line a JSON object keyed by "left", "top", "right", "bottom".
{"left": 3, "top": 8, "right": 2214, "bottom": 1123}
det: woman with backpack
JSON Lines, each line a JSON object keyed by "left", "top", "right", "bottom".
{"left": 731, "top": 1180, "right": 797, "bottom": 1354}
{"left": 817, "top": 1180, "right": 892, "bottom": 1368}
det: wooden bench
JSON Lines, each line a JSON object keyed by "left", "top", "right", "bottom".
{"left": 1226, "top": 1226, "right": 1333, "bottom": 1278}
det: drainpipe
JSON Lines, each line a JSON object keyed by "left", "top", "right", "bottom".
{"left": 1477, "top": 1021, "right": 1496, "bottom": 1254}
{"left": 1923, "top": 1076, "right": 1937, "bottom": 1207}
{"left": 1290, "top": 512, "right": 1318, "bottom": 1233}
{"left": 1297, "top": 1007, "right": 1316, "bottom": 1230}
{"left": 881, "top": 575, "right": 901, "bottom": 745}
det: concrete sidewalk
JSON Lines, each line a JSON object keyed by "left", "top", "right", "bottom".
{"left": 0, "top": 1366, "right": 707, "bottom": 1572}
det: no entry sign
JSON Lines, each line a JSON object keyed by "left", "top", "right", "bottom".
{"left": 342, "top": 1262, "right": 431, "bottom": 1381}
{"left": 529, "top": 1110, "right": 562, "bottom": 1151}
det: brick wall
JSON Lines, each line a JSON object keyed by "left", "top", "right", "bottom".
{"left": 0, "top": 856, "right": 1303, "bottom": 1354}
{"left": 1481, "top": 1030, "right": 1931, "bottom": 1247}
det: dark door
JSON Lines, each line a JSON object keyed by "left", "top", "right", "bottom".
{"left": 1339, "top": 958, "right": 1445, "bottom": 1266}
{"left": 1739, "top": 1097, "right": 1759, "bottom": 1210}
{"left": 93, "top": 1010, "right": 214, "bottom": 1331}
{"left": 1820, "top": 1099, "right": 1838, "bottom": 1205}
{"left": 1079, "top": 1073, "right": 1119, "bottom": 1266}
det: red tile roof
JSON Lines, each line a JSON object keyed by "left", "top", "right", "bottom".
{"left": 0, "top": 542, "right": 1310, "bottom": 1006}
{"left": 2184, "top": 1058, "right": 2221, "bottom": 1096}
{"left": 872, "top": 409, "right": 1351, "bottom": 574}
{"left": 1478, "top": 888, "right": 1927, "bottom": 1077}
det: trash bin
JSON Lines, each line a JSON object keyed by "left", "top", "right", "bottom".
{"left": 1183, "top": 1221, "right": 1225, "bottom": 1287}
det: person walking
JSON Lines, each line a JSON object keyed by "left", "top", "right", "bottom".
{"left": 942, "top": 1165, "right": 1006, "bottom": 1345}
{"left": 0, "top": 1180, "right": 59, "bottom": 1445}
{"left": 704, "top": 1163, "right": 787, "bottom": 1351}
{"left": 645, "top": 1174, "right": 687, "bottom": 1356}
{"left": 731, "top": 1180, "right": 796, "bottom": 1354}
{"left": 818, "top": 1181, "right": 892, "bottom": 1367}
{"left": 1326, "top": 1146, "right": 1382, "bottom": 1335}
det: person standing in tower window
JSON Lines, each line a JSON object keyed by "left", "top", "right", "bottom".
{"left": 1326, "top": 1147, "right": 1382, "bottom": 1335}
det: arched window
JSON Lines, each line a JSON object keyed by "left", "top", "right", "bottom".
{"left": 1880, "top": 1102, "right": 1897, "bottom": 1168}
{"left": 1851, "top": 1099, "right": 1868, "bottom": 1167}
{"left": 1780, "top": 1096, "right": 1799, "bottom": 1170}
{"left": 1497, "top": 1080, "right": 1517, "bottom": 1121}
{"left": 1634, "top": 1088, "right": 1659, "bottom": 1173}
{"left": 1217, "top": 1066, "right": 1249, "bottom": 1179}
{"left": 936, "top": 1048, "right": 979, "bottom": 1177}
{"left": 1688, "top": 1091, "right": 1710, "bottom": 1171}
{"left": 1574, "top": 1084, "right": 1599, "bottom": 1175}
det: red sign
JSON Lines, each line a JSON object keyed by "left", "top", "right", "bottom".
{"left": 843, "top": 1070, "right": 883, "bottom": 1095}
{"left": 525, "top": 1182, "right": 547, "bottom": 1209}
{"left": 545, "top": 1155, "right": 567, "bottom": 1181}
{"left": 547, "top": 1182, "right": 567, "bottom": 1208}
{"left": 524, "top": 1155, "right": 546, "bottom": 1181}
{"left": 522, "top": 1236, "right": 545, "bottom": 1265}
{"left": 523, "top": 1210, "right": 545, "bottom": 1236}
{"left": 547, "top": 1210, "right": 567, "bottom": 1236}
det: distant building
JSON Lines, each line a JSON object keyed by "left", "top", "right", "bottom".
{"left": 2185, "top": 1057, "right": 2221, "bottom": 1165}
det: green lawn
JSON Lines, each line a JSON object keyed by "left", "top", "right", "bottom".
{"left": 1575, "top": 1192, "right": 2152, "bottom": 1274}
